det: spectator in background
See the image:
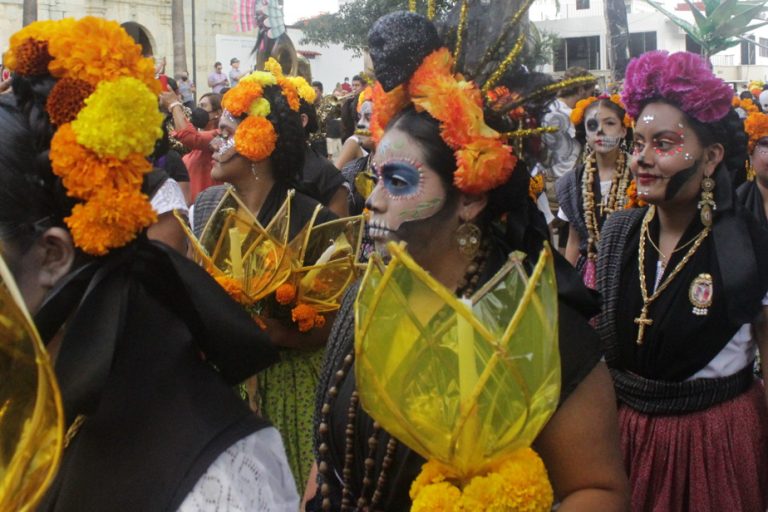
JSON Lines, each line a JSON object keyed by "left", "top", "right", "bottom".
{"left": 332, "top": 82, "right": 344, "bottom": 98}
{"left": 311, "top": 81, "right": 323, "bottom": 105}
{"left": 207, "top": 61, "right": 228, "bottom": 94}
{"left": 176, "top": 71, "right": 196, "bottom": 108}
{"left": 341, "top": 77, "right": 351, "bottom": 93}
{"left": 229, "top": 58, "right": 245, "bottom": 88}
{"left": 351, "top": 75, "right": 364, "bottom": 95}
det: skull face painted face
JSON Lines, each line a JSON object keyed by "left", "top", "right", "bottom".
{"left": 366, "top": 128, "right": 450, "bottom": 257}
{"left": 630, "top": 102, "right": 710, "bottom": 206}
{"left": 751, "top": 137, "right": 768, "bottom": 186}
{"left": 584, "top": 102, "right": 627, "bottom": 154}
{"left": 211, "top": 109, "right": 249, "bottom": 182}
{"left": 357, "top": 100, "right": 373, "bottom": 131}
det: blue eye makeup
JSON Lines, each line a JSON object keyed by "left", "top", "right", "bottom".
{"left": 374, "top": 159, "right": 424, "bottom": 199}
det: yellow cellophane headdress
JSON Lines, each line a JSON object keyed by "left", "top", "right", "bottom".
{"left": 355, "top": 242, "right": 560, "bottom": 511}
{"left": 4, "top": 17, "right": 162, "bottom": 256}
{"left": 179, "top": 188, "right": 365, "bottom": 330}
{"left": 0, "top": 255, "right": 64, "bottom": 510}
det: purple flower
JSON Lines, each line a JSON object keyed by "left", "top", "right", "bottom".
{"left": 622, "top": 51, "right": 732, "bottom": 123}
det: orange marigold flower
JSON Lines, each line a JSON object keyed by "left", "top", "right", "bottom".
{"left": 222, "top": 81, "right": 264, "bottom": 117}
{"left": 275, "top": 283, "right": 297, "bottom": 305}
{"left": 277, "top": 76, "right": 300, "bottom": 111}
{"left": 370, "top": 82, "right": 409, "bottom": 143}
{"left": 13, "top": 38, "right": 52, "bottom": 76}
{"left": 50, "top": 124, "right": 148, "bottom": 200}
{"left": 4, "top": 19, "right": 73, "bottom": 72}
{"left": 745, "top": 112, "right": 768, "bottom": 153}
{"left": 314, "top": 314, "right": 326, "bottom": 329}
{"left": 454, "top": 139, "right": 517, "bottom": 195}
{"left": 625, "top": 179, "right": 647, "bottom": 209}
{"left": 252, "top": 315, "right": 267, "bottom": 330}
{"left": 529, "top": 173, "right": 545, "bottom": 202}
{"left": 46, "top": 78, "right": 95, "bottom": 125}
{"left": 65, "top": 186, "right": 157, "bottom": 255}
{"left": 213, "top": 275, "right": 254, "bottom": 306}
{"left": 292, "top": 303, "right": 319, "bottom": 332}
{"left": 235, "top": 115, "right": 277, "bottom": 161}
{"left": 47, "top": 17, "right": 159, "bottom": 93}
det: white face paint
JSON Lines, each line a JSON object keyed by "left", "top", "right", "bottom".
{"left": 584, "top": 103, "right": 627, "bottom": 154}
{"left": 760, "top": 91, "right": 768, "bottom": 112}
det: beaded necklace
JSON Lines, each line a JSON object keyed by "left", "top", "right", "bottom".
{"left": 581, "top": 150, "right": 630, "bottom": 262}
{"left": 316, "top": 238, "right": 490, "bottom": 511}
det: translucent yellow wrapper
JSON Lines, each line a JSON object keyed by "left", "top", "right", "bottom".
{"left": 178, "top": 187, "right": 365, "bottom": 312}
{"left": 355, "top": 243, "right": 560, "bottom": 480}
{"left": 0, "top": 254, "right": 64, "bottom": 510}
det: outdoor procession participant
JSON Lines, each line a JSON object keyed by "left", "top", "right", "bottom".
{"left": 2, "top": 17, "right": 298, "bottom": 510}
{"left": 597, "top": 50, "right": 768, "bottom": 511}
{"left": 192, "top": 61, "right": 338, "bottom": 492}
{"left": 738, "top": 110, "right": 768, "bottom": 229}
{"left": 556, "top": 94, "right": 632, "bottom": 288}
{"left": 306, "top": 9, "right": 629, "bottom": 512}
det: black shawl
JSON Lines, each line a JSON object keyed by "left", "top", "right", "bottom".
{"left": 736, "top": 179, "right": 768, "bottom": 229}
{"left": 36, "top": 239, "right": 276, "bottom": 511}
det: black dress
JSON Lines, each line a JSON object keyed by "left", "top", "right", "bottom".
{"left": 308, "top": 241, "right": 604, "bottom": 511}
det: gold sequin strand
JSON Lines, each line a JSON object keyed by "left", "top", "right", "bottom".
{"left": 503, "top": 126, "right": 559, "bottom": 139}
{"left": 509, "top": 76, "right": 597, "bottom": 110}
{"left": 581, "top": 151, "right": 630, "bottom": 262}
{"left": 635, "top": 206, "right": 710, "bottom": 345}
{"left": 482, "top": 30, "right": 526, "bottom": 94}
{"left": 452, "top": 0, "right": 470, "bottom": 70}
{"left": 427, "top": 0, "right": 435, "bottom": 19}
{"left": 471, "top": 0, "right": 536, "bottom": 78}
{"left": 409, "top": 0, "right": 416, "bottom": 13}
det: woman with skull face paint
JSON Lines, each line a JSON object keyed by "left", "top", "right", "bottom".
{"left": 738, "top": 111, "right": 768, "bottom": 230}
{"left": 556, "top": 95, "right": 632, "bottom": 288}
{"left": 333, "top": 87, "right": 375, "bottom": 171}
{"left": 306, "top": 10, "right": 630, "bottom": 512}
{"left": 191, "top": 64, "right": 338, "bottom": 493}
{"left": 596, "top": 51, "right": 768, "bottom": 511}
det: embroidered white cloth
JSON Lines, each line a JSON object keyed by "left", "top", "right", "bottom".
{"left": 178, "top": 427, "right": 300, "bottom": 512}
{"left": 151, "top": 178, "right": 189, "bottom": 216}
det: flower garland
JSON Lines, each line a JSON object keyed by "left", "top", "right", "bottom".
{"left": 528, "top": 173, "right": 545, "bottom": 202}
{"left": 744, "top": 112, "right": 768, "bottom": 153}
{"left": 571, "top": 93, "right": 631, "bottom": 128}
{"left": 221, "top": 59, "right": 315, "bottom": 162}
{"left": 370, "top": 47, "right": 517, "bottom": 195}
{"left": 624, "top": 179, "right": 647, "bottom": 209}
{"left": 409, "top": 448, "right": 553, "bottom": 511}
{"left": 5, "top": 17, "right": 162, "bottom": 255}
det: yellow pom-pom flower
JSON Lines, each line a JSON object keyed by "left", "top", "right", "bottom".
{"left": 72, "top": 76, "right": 163, "bottom": 159}
{"left": 240, "top": 71, "right": 278, "bottom": 87}
{"left": 249, "top": 97, "right": 272, "bottom": 118}
{"left": 287, "top": 75, "right": 317, "bottom": 104}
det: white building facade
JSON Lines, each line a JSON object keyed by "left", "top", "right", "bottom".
{"left": 531, "top": 0, "right": 768, "bottom": 86}
{"left": 0, "top": 0, "right": 363, "bottom": 98}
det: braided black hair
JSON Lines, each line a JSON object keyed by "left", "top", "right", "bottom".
{"left": 0, "top": 75, "right": 74, "bottom": 247}
{"left": 263, "top": 84, "right": 305, "bottom": 185}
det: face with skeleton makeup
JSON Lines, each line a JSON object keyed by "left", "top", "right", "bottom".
{"left": 751, "top": 136, "right": 768, "bottom": 188}
{"left": 583, "top": 102, "right": 626, "bottom": 154}
{"left": 366, "top": 128, "right": 458, "bottom": 261}
{"left": 631, "top": 102, "right": 723, "bottom": 207}
{"left": 211, "top": 110, "right": 251, "bottom": 182}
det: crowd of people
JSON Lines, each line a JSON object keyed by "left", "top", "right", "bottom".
{"left": 1, "top": 5, "right": 767, "bottom": 512}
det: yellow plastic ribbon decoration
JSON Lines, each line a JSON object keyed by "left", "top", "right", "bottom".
{"left": 0, "top": 254, "right": 64, "bottom": 510}
{"left": 355, "top": 242, "right": 560, "bottom": 482}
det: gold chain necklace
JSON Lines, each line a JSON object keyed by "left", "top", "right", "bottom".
{"left": 644, "top": 228, "right": 699, "bottom": 265}
{"left": 635, "top": 206, "right": 710, "bottom": 345}
{"left": 582, "top": 151, "right": 630, "bottom": 261}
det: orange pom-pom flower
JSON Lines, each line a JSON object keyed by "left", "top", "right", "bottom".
{"left": 235, "top": 116, "right": 277, "bottom": 162}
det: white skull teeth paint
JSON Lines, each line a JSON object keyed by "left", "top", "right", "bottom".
{"left": 594, "top": 135, "right": 622, "bottom": 149}
{"left": 367, "top": 218, "right": 392, "bottom": 239}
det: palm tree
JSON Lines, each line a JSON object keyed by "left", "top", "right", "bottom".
{"left": 172, "top": 0, "right": 188, "bottom": 76}
{"left": 605, "top": 0, "right": 630, "bottom": 80}
{"left": 22, "top": 0, "right": 37, "bottom": 26}
{"left": 645, "top": 0, "right": 768, "bottom": 61}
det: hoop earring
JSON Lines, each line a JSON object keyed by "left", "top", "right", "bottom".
{"left": 251, "top": 163, "right": 260, "bottom": 181}
{"left": 455, "top": 221, "right": 481, "bottom": 258}
{"left": 698, "top": 176, "right": 716, "bottom": 227}
{"left": 746, "top": 159, "right": 756, "bottom": 181}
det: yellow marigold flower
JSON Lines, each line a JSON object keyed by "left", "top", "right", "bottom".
{"left": 410, "top": 460, "right": 450, "bottom": 500}
{"left": 50, "top": 124, "right": 148, "bottom": 200}
{"left": 65, "top": 186, "right": 157, "bottom": 256}
{"left": 287, "top": 75, "right": 317, "bottom": 104}
{"left": 263, "top": 58, "right": 284, "bottom": 78}
{"left": 240, "top": 71, "right": 277, "bottom": 87}
{"left": 249, "top": 97, "right": 272, "bottom": 118}
{"left": 72, "top": 76, "right": 163, "bottom": 159}
{"left": 235, "top": 115, "right": 277, "bottom": 162}
{"left": 411, "top": 482, "right": 461, "bottom": 512}
{"left": 47, "top": 16, "right": 159, "bottom": 93}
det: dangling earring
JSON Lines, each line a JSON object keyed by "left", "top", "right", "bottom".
{"left": 251, "top": 163, "right": 260, "bottom": 181}
{"left": 455, "top": 221, "right": 481, "bottom": 258}
{"left": 698, "top": 176, "right": 716, "bottom": 227}
{"left": 746, "top": 159, "right": 756, "bottom": 181}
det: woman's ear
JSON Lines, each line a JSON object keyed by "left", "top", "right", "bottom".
{"left": 300, "top": 113, "right": 309, "bottom": 129}
{"left": 37, "top": 227, "right": 75, "bottom": 290}
{"left": 459, "top": 193, "right": 488, "bottom": 223}
{"left": 702, "top": 143, "right": 725, "bottom": 178}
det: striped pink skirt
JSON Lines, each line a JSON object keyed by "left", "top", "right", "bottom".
{"left": 619, "top": 381, "right": 768, "bottom": 512}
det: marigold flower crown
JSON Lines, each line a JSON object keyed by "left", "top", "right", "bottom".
{"left": 221, "top": 59, "right": 316, "bottom": 162}
{"left": 621, "top": 50, "right": 734, "bottom": 124}
{"left": 5, "top": 17, "right": 162, "bottom": 256}
{"left": 744, "top": 111, "right": 768, "bottom": 153}
{"left": 571, "top": 93, "right": 632, "bottom": 128}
